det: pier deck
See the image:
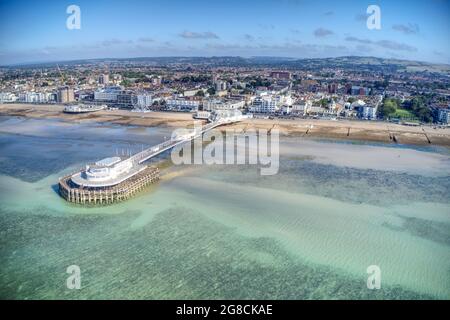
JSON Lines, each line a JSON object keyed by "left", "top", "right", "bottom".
{"left": 59, "top": 166, "right": 160, "bottom": 205}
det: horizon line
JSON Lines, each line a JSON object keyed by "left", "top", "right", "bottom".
{"left": 2, "top": 55, "right": 449, "bottom": 68}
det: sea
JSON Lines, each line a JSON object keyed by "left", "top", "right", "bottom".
{"left": 0, "top": 115, "right": 449, "bottom": 299}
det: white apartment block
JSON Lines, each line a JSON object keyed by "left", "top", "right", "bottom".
{"left": 136, "top": 94, "right": 153, "bottom": 108}
{"left": 250, "top": 94, "right": 292, "bottom": 113}
{"left": 250, "top": 95, "right": 278, "bottom": 113}
{"left": 437, "top": 108, "right": 450, "bottom": 124}
{"left": 165, "top": 99, "right": 200, "bottom": 111}
{"left": 0, "top": 92, "right": 17, "bottom": 103}
{"left": 214, "top": 80, "right": 227, "bottom": 92}
{"left": 203, "top": 99, "right": 245, "bottom": 111}
{"left": 358, "top": 105, "right": 378, "bottom": 119}
{"left": 18, "top": 92, "right": 51, "bottom": 103}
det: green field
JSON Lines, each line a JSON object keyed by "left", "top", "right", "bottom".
{"left": 391, "top": 108, "right": 416, "bottom": 119}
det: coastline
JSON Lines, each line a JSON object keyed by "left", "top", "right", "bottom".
{"left": 1, "top": 103, "right": 449, "bottom": 300}
{"left": 1, "top": 103, "right": 449, "bottom": 147}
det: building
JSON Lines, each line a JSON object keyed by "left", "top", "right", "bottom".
{"left": 436, "top": 108, "right": 450, "bottom": 124}
{"left": 216, "top": 90, "right": 228, "bottom": 97}
{"left": 136, "top": 94, "right": 153, "bottom": 108}
{"left": 183, "top": 89, "right": 204, "bottom": 97}
{"left": 117, "top": 92, "right": 136, "bottom": 108}
{"left": 270, "top": 71, "right": 291, "bottom": 80}
{"left": 0, "top": 92, "right": 17, "bottom": 103}
{"left": 327, "top": 83, "right": 338, "bottom": 94}
{"left": 19, "top": 92, "right": 50, "bottom": 103}
{"left": 203, "top": 99, "right": 245, "bottom": 111}
{"left": 93, "top": 86, "right": 136, "bottom": 107}
{"left": 193, "top": 110, "right": 211, "bottom": 119}
{"left": 78, "top": 91, "right": 94, "bottom": 101}
{"left": 277, "top": 94, "right": 293, "bottom": 107}
{"left": 59, "top": 157, "right": 159, "bottom": 206}
{"left": 112, "top": 74, "right": 122, "bottom": 84}
{"left": 152, "top": 76, "right": 162, "bottom": 86}
{"left": 250, "top": 95, "right": 278, "bottom": 113}
{"left": 209, "top": 109, "right": 246, "bottom": 122}
{"left": 98, "top": 74, "right": 110, "bottom": 85}
{"left": 355, "top": 104, "right": 378, "bottom": 120}
{"left": 214, "top": 80, "right": 227, "bottom": 92}
{"left": 281, "top": 105, "right": 291, "bottom": 114}
{"left": 94, "top": 86, "right": 122, "bottom": 102}
{"left": 57, "top": 86, "right": 75, "bottom": 103}
{"left": 250, "top": 93, "right": 292, "bottom": 113}
{"left": 350, "top": 99, "right": 366, "bottom": 110}
{"left": 165, "top": 99, "right": 201, "bottom": 111}
{"left": 359, "top": 106, "right": 377, "bottom": 119}
{"left": 292, "top": 100, "right": 312, "bottom": 116}
{"left": 308, "top": 105, "right": 326, "bottom": 115}
{"left": 350, "top": 86, "right": 370, "bottom": 96}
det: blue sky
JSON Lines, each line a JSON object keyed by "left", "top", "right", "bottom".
{"left": 0, "top": 0, "right": 449, "bottom": 65}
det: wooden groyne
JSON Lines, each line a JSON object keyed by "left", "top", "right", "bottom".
{"left": 422, "top": 128, "right": 432, "bottom": 144}
{"left": 59, "top": 166, "right": 160, "bottom": 205}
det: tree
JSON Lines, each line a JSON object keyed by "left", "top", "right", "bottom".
{"left": 378, "top": 98, "right": 398, "bottom": 118}
{"left": 319, "top": 98, "right": 329, "bottom": 107}
{"left": 195, "top": 90, "right": 205, "bottom": 97}
{"left": 415, "top": 107, "right": 433, "bottom": 123}
{"left": 402, "top": 97, "right": 433, "bottom": 123}
{"left": 207, "top": 87, "right": 216, "bottom": 95}
{"left": 121, "top": 79, "right": 132, "bottom": 87}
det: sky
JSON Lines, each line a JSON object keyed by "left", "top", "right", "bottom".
{"left": 0, "top": 0, "right": 449, "bottom": 65}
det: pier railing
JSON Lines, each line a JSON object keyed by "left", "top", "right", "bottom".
{"left": 128, "top": 119, "right": 233, "bottom": 164}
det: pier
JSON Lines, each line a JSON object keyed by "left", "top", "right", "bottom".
{"left": 59, "top": 166, "right": 160, "bottom": 205}
{"left": 58, "top": 111, "right": 245, "bottom": 205}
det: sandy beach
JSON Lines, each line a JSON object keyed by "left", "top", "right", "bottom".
{"left": 1, "top": 103, "right": 449, "bottom": 147}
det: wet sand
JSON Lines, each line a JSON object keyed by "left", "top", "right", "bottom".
{"left": 1, "top": 103, "right": 449, "bottom": 147}
{"left": 0, "top": 103, "right": 193, "bottom": 128}
{"left": 229, "top": 118, "right": 450, "bottom": 147}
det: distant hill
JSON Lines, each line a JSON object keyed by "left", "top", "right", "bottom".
{"left": 284, "top": 56, "right": 450, "bottom": 74}
{"left": 3, "top": 56, "right": 450, "bottom": 74}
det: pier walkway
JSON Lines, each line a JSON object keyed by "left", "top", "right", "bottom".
{"left": 58, "top": 114, "right": 245, "bottom": 205}
{"left": 129, "top": 118, "right": 237, "bottom": 165}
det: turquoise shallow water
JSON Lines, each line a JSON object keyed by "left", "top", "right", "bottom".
{"left": 0, "top": 116, "right": 449, "bottom": 299}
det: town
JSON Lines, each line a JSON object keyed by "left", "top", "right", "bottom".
{"left": 1, "top": 56, "right": 449, "bottom": 126}
{"left": 1, "top": 0, "right": 450, "bottom": 305}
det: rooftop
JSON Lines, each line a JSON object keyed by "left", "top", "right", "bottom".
{"left": 71, "top": 163, "right": 147, "bottom": 188}
{"left": 95, "top": 157, "right": 121, "bottom": 167}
